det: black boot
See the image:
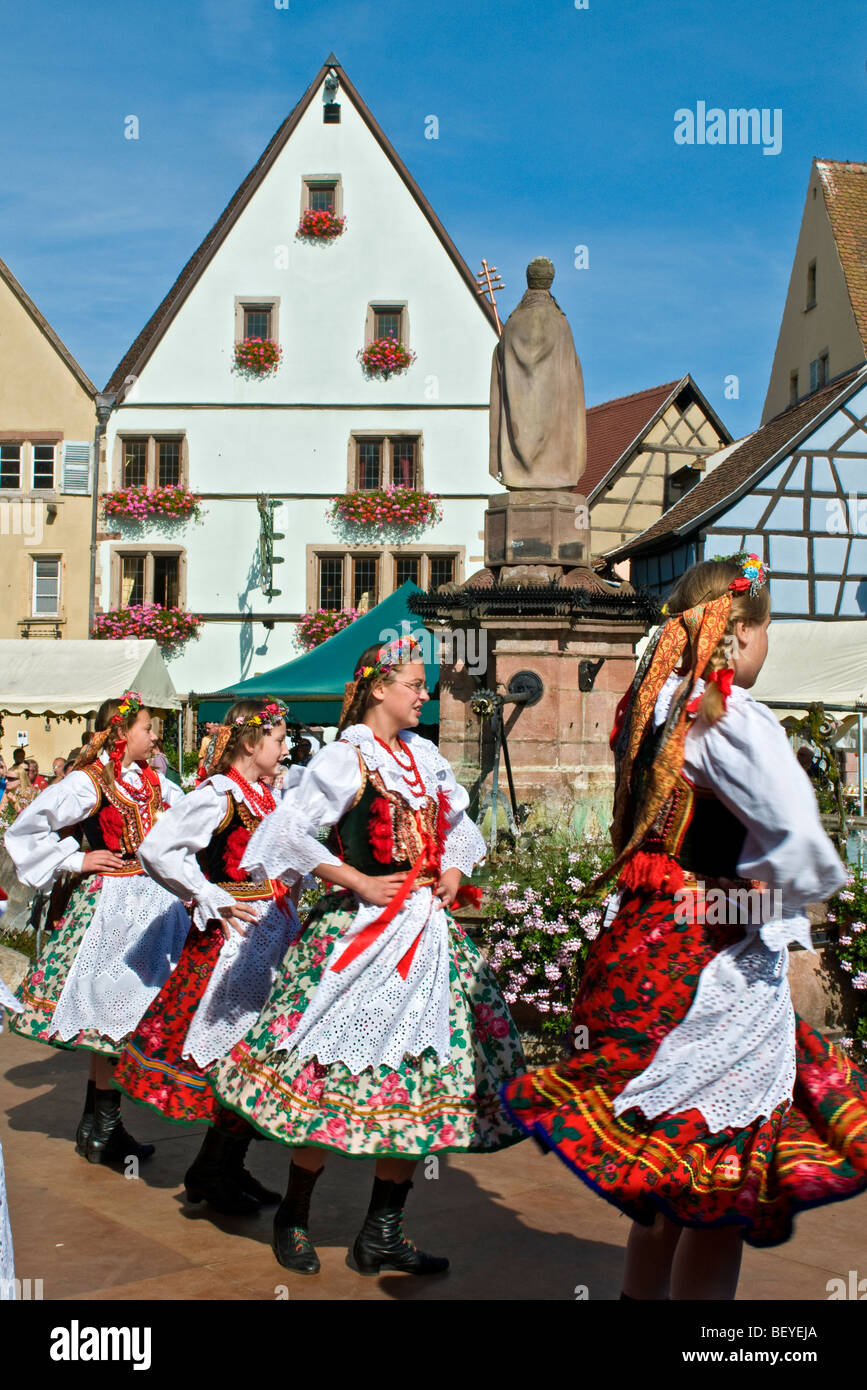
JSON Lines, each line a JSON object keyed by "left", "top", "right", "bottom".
{"left": 85, "top": 1088, "right": 155, "bottom": 1165}
{"left": 184, "top": 1127, "right": 260, "bottom": 1215}
{"left": 74, "top": 1079, "right": 96, "bottom": 1156}
{"left": 226, "top": 1129, "right": 281, "bottom": 1207}
{"left": 272, "top": 1161, "right": 323, "bottom": 1274}
{"left": 349, "top": 1178, "right": 448, "bottom": 1277}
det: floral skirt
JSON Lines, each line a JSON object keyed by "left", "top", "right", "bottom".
{"left": 10, "top": 877, "right": 120, "bottom": 1059}
{"left": 209, "top": 892, "right": 527, "bottom": 1158}
{"left": 114, "top": 920, "right": 247, "bottom": 1133}
{"left": 501, "top": 888, "right": 867, "bottom": 1248}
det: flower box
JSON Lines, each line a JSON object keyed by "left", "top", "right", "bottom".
{"left": 327, "top": 486, "right": 442, "bottom": 534}
{"left": 357, "top": 338, "right": 416, "bottom": 379}
{"left": 296, "top": 208, "right": 346, "bottom": 240}
{"left": 295, "top": 607, "right": 361, "bottom": 652}
{"left": 233, "top": 338, "right": 282, "bottom": 376}
{"left": 102, "top": 484, "right": 203, "bottom": 523}
{"left": 91, "top": 605, "right": 203, "bottom": 653}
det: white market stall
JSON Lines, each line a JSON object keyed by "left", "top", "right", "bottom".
{"left": 751, "top": 620, "right": 867, "bottom": 815}
{"left": 0, "top": 640, "right": 180, "bottom": 753}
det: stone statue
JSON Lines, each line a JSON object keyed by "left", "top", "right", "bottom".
{"left": 489, "top": 257, "right": 587, "bottom": 489}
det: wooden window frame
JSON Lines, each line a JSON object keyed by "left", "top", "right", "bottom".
{"left": 806, "top": 260, "right": 817, "bottom": 310}
{"left": 300, "top": 175, "right": 343, "bottom": 219}
{"left": 0, "top": 441, "right": 23, "bottom": 490}
{"left": 114, "top": 434, "right": 188, "bottom": 490}
{"left": 110, "top": 545, "right": 187, "bottom": 609}
{"left": 233, "top": 296, "right": 281, "bottom": 347}
{"left": 31, "top": 442, "right": 57, "bottom": 491}
{"left": 347, "top": 432, "right": 424, "bottom": 491}
{"left": 30, "top": 553, "right": 61, "bottom": 617}
{"left": 307, "top": 544, "right": 462, "bottom": 612}
{"left": 364, "top": 302, "right": 410, "bottom": 348}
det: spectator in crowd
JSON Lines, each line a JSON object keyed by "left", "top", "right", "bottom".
{"left": 26, "top": 759, "right": 48, "bottom": 791}
{"left": 149, "top": 738, "right": 169, "bottom": 776}
{"left": 2, "top": 764, "right": 38, "bottom": 817}
{"left": 51, "top": 757, "right": 67, "bottom": 783}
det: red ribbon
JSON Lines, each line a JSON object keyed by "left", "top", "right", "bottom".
{"left": 686, "top": 666, "right": 735, "bottom": 715}
{"left": 271, "top": 878, "right": 295, "bottom": 921}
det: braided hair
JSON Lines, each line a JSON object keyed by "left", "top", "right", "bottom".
{"left": 73, "top": 698, "right": 148, "bottom": 789}
{"left": 337, "top": 644, "right": 405, "bottom": 733}
{"left": 212, "top": 699, "right": 284, "bottom": 774}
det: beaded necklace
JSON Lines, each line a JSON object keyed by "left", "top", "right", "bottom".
{"left": 373, "top": 734, "right": 427, "bottom": 799}
{"left": 225, "top": 766, "right": 276, "bottom": 817}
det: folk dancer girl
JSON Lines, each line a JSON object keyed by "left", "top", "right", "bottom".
{"left": 501, "top": 554, "right": 867, "bottom": 1299}
{"left": 5, "top": 693, "right": 189, "bottom": 1166}
{"left": 113, "top": 700, "right": 302, "bottom": 1215}
{"left": 209, "top": 637, "right": 525, "bottom": 1277}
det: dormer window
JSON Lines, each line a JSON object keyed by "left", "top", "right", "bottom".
{"left": 302, "top": 176, "right": 343, "bottom": 220}
{"left": 234, "top": 297, "right": 280, "bottom": 349}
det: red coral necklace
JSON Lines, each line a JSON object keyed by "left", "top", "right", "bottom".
{"left": 225, "top": 767, "right": 276, "bottom": 817}
{"left": 373, "top": 735, "right": 427, "bottom": 799}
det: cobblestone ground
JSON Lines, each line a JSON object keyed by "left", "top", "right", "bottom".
{"left": 1, "top": 1029, "right": 864, "bottom": 1301}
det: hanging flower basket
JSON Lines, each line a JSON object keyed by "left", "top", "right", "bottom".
{"left": 296, "top": 208, "right": 346, "bottom": 240}
{"left": 91, "top": 605, "right": 203, "bottom": 653}
{"left": 102, "top": 484, "right": 203, "bottom": 523}
{"left": 327, "top": 486, "right": 442, "bottom": 534}
{"left": 357, "top": 338, "right": 416, "bottom": 380}
{"left": 295, "top": 607, "right": 361, "bottom": 652}
{"left": 233, "top": 338, "right": 282, "bottom": 377}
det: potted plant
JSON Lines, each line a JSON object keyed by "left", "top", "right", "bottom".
{"left": 102, "top": 484, "right": 203, "bottom": 523}
{"left": 295, "top": 607, "right": 361, "bottom": 652}
{"left": 233, "top": 338, "right": 283, "bottom": 377}
{"left": 91, "top": 604, "right": 203, "bottom": 654}
{"left": 327, "top": 485, "right": 442, "bottom": 535}
{"left": 296, "top": 208, "right": 346, "bottom": 240}
{"left": 357, "top": 338, "right": 416, "bottom": 380}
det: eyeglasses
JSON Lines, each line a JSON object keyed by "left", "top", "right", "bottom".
{"left": 392, "top": 680, "right": 429, "bottom": 694}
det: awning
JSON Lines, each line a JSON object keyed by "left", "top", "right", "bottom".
{"left": 750, "top": 620, "right": 867, "bottom": 713}
{"left": 0, "top": 639, "right": 180, "bottom": 717}
{"left": 195, "top": 582, "right": 440, "bottom": 727}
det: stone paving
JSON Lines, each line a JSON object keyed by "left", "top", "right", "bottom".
{"left": 1, "top": 1029, "right": 863, "bottom": 1302}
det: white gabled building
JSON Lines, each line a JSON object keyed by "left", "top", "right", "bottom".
{"left": 97, "top": 54, "right": 500, "bottom": 697}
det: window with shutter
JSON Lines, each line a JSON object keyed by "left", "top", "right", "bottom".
{"left": 61, "top": 442, "right": 92, "bottom": 494}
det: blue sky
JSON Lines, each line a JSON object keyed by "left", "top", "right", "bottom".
{"left": 1, "top": 0, "right": 864, "bottom": 438}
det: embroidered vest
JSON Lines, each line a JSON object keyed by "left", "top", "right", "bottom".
{"left": 77, "top": 761, "right": 164, "bottom": 867}
{"left": 196, "top": 794, "right": 264, "bottom": 888}
{"left": 326, "top": 750, "right": 443, "bottom": 882}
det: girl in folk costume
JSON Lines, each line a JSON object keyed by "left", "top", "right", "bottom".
{"left": 502, "top": 555, "right": 867, "bottom": 1299}
{"left": 113, "top": 700, "right": 302, "bottom": 1215}
{"left": 5, "top": 692, "right": 189, "bottom": 1166}
{"left": 209, "top": 637, "right": 525, "bottom": 1278}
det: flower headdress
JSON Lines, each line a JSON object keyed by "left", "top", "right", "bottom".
{"left": 112, "top": 689, "right": 144, "bottom": 725}
{"left": 354, "top": 635, "right": 423, "bottom": 683}
{"left": 713, "top": 550, "right": 770, "bottom": 598}
{"left": 232, "top": 700, "right": 289, "bottom": 731}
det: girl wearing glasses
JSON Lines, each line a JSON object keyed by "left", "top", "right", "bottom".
{"left": 209, "top": 636, "right": 525, "bottom": 1278}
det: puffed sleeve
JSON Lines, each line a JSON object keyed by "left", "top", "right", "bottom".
{"left": 158, "top": 774, "right": 186, "bottom": 808}
{"left": 241, "top": 741, "right": 363, "bottom": 883}
{"left": 426, "top": 741, "right": 486, "bottom": 876}
{"left": 684, "top": 691, "right": 846, "bottom": 951}
{"left": 138, "top": 782, "right": 238, "bottom": 931}
{"left": 3, "top": 772, "right": 97, "bottom": 888}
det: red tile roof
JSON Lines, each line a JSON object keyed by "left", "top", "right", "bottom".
{"left": 581, "top": 380, "right": 682, "bottom": 496}
{"left": 817, "top": 159, "right": 867, "bottom": 350}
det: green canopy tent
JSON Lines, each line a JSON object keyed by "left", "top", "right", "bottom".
{"left": 195, "top": 582, "right": 439, "bottom": 728}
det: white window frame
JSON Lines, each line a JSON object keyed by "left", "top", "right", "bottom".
{"left": 31, "top": 442, "right": 56, "bottom": 490}
{"left": 32, "top": 555, "right": 61, "bottom": 617}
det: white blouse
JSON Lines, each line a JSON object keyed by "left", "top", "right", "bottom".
{"left": 663, "top": 674, "right": 846, "bottom": 949}
{"left": 241, "top": 724, "right": 485, "bottom": 884}
{"left": 137, "top": 774, "right": 278, "bottom": 932}
{"left": 4, "top": 756, "right": 183, "bottom": 890}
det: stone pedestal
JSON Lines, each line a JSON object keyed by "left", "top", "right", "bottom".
{"left": 484, "top": 491, "right": 590, "bottom": 568}
{"left": 437, "top": 611, "right": 646, "bottom": 833}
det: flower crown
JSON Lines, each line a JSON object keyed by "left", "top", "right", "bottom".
{"left": 111, "top": 690, "right": 144, "bottom": 725}
{"left": 714, "top": 550, "right": 770, "bottom": 598}
{"left": 233, "top": 700, "right": 288, "bottom": 730}
{"left": 355, "top": 635, "right": 422, "bottom": 683}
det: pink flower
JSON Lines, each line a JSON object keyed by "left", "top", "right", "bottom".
{"left": 326, "top": 1114, "right": 346, "bottom": 1140}
{"left": 438, "top": 1124, "right": 457, "bottom": 1144}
